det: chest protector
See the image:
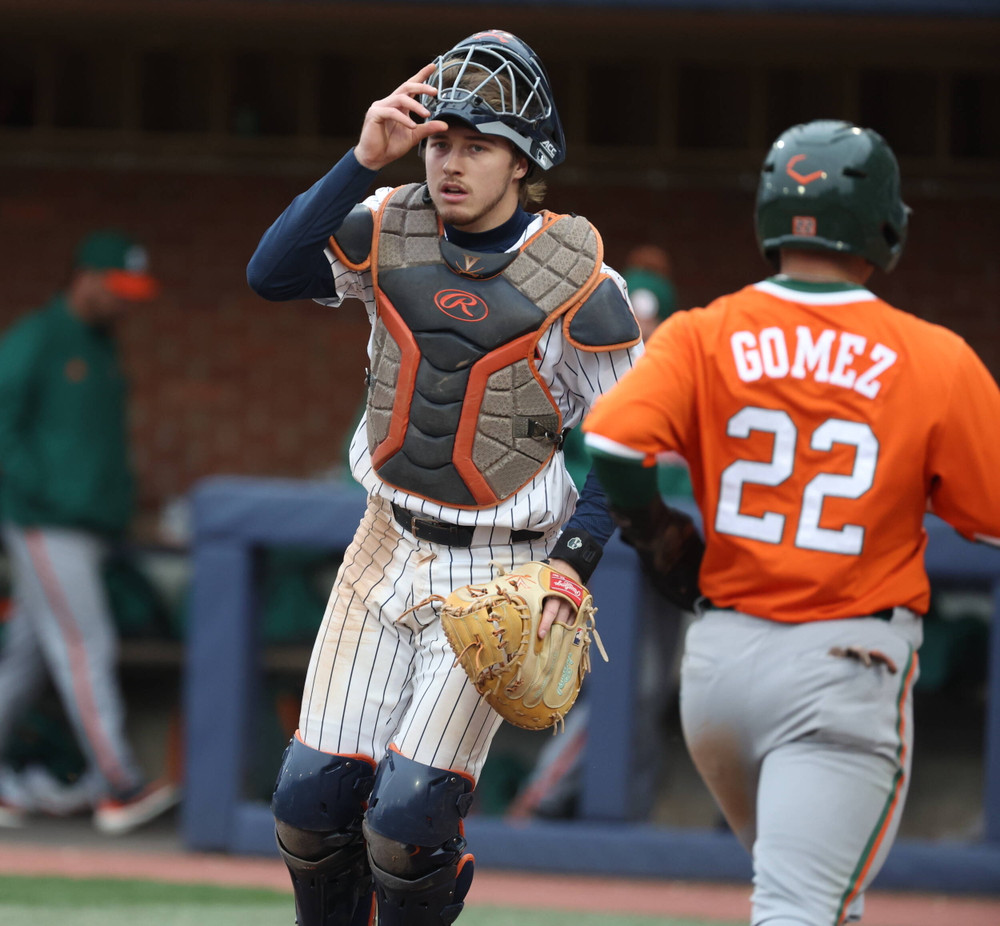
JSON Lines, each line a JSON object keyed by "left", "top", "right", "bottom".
{"left": 334, "top": 183, "right": 611, "bottom": 509}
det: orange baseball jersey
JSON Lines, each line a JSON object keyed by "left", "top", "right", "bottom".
{"left": 584, "top": 277, "right": 1000, "bottom": 623}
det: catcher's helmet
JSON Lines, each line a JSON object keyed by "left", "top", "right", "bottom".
{"left": 755, "top": 120, "right": 909, "bottom": 273}
{"left": 420, "top": 30, "right": 565, "bottom": 171}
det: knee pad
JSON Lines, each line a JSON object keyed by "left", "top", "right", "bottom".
{"left": 272, "top": 736, "right": 377, "bottom": 926}
{"left": 362, "top": 749, "right": 475, "bottom": 926}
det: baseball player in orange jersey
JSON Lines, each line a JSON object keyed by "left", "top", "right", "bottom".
{"left": 247, "top": 30, "right": 642, "bottom": 926}
{"left": 583, "top": 120, "right": 1000, "bottom": 925}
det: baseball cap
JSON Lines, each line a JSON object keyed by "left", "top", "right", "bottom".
{"left": 74, "top": 229, "right": 160, "bottom": 301}
{"left": 623, "top": 267, "right": 677, "bottom": 323}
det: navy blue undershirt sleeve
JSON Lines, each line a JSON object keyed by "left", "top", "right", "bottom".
{"left": 564, "top": 467, "right": 615, "bottom": 546}
{"left": 247, "top": 149, "right": 379, "bottom": 301}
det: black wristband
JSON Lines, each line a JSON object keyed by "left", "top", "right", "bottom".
{"left": 548, "top": 527, "right": 603, "bottom": 584}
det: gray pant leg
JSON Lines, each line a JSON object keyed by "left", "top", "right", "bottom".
{"left": 0, "top": 604, "right": 49, "bottom": 750}
{"left": 2, "top": 525, "right": 142, "bottom": 797}
{"left": 751, "top": 741, "right": 908, "bottom": 926}
{"left": 681, "top": 609, "right": 918, "bottom": 926}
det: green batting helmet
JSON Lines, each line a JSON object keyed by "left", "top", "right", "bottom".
{"left": 755, "top": 120, "right": 910, "bottom": 273}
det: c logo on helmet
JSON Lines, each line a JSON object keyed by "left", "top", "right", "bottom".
{"left": 786, "top": 154, "right": 826, "bottom": 185}
{"left": 434, "top": 289, "right": 489, "bottom": 322}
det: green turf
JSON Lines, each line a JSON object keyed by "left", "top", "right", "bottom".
{"left": 0, "top": 874, "right": 741, "bottom": 926}
{"left": 0, "top": 875, "right": 288, "bottom": 906}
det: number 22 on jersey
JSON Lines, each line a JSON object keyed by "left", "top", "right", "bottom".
{"left": 715, "top": 406, "right": 879, "bottom": 556}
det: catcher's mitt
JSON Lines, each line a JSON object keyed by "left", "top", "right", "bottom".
{"left": 439, "top": 561, "right": 607, "bottom": 731}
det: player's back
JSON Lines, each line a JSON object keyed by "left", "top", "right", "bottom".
{"left": 660, "top": 278, "right": 999, "bottom": 622}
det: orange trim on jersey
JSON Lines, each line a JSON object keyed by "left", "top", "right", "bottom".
{"left": 834, "top": 650, "right": 918, "bottom": 924}
{"left": 453, "top": 331, "right": 561, "bottom": 506}
{"left": 368, "top": 294, "right": 420, "bottom": 472}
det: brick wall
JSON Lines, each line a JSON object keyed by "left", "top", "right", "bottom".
{"left": 2, "top": 166, "right": 997, "bottom": 532}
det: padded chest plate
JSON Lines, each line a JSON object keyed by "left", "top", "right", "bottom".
{"left": 366, "top": 184, "right": 601, "bottom": 508}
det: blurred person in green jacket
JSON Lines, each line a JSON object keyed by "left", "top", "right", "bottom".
{"left": 623, "top": 243, "right": 677, "bottom": 340}
{"left": 0, "top": 230, "right": 177, "bottom": 834}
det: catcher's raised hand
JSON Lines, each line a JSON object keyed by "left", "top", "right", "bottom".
{"left": 354, "top": 63, "right": 449, "bottom": 171}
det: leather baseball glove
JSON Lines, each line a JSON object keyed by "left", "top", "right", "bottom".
{"left": 439, "top": 561, "right": 608, "bottom": 731}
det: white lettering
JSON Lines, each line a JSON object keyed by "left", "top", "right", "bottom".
{"left": 829, "top": 333, "right": 867, "bottom": 389}
{"left": 759, "top": 327, "right": 790, "bottom": 378}
{"left": 854, "top": 342, "right": 897, "bottom": 399}
{"left": 734, "top": 326, "right": 896, "bottom": 400}
{"left": 791, "top": 326, "right": 836, "bottom": 382}
{"left": 732, "top": 331, "right": 763, "bottom": 381}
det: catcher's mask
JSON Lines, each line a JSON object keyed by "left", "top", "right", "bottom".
{"left": 419, "top": 30, "right": 565, "bottom": 172}
{"left": 755, "top": 119, "right": 910, "bottom": 273}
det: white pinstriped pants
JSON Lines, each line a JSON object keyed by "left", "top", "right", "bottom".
{"left": 0, "top": 525, "right": 142, "bottom": 796}
{"left": 298, "top": 496, "right": 552, "bottom": 781}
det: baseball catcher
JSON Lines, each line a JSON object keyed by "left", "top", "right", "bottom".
{"left": 440, "top": 561, "right": 607, "bottom": 731}
{"left": 253, "top": 27, "right": 644, "bottom": 926}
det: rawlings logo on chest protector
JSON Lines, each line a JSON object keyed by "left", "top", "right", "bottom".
{"left": 434, "top": 289, "right": 490, "bottom": 322}
{"left": 364, "top": 183, "right": 602, "bottom": 509}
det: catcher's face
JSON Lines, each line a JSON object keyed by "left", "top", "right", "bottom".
{"left": 424, "top": 126, "right": 528, "bottom": 233}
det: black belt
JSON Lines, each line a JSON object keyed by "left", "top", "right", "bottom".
{"left": 702, "top": 600, "right": 895, "bottom": 621}
{"left": 390, "top": 502, "right": 543, "bottom": 548}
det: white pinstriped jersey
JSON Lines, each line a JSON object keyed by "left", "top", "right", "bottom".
{"left": 315, "top": 186, "right": 643, "bottom": 535}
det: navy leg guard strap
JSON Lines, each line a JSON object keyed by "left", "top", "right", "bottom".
{"left": 370, "top": 851, "right": 474, "bottom": 926}
{"left": 277, "top": 838, "right": 375, "bottom": 926}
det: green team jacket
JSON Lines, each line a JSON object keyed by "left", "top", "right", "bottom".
{"left": 0, "top": 293, "right": 134, "bottom": 535}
